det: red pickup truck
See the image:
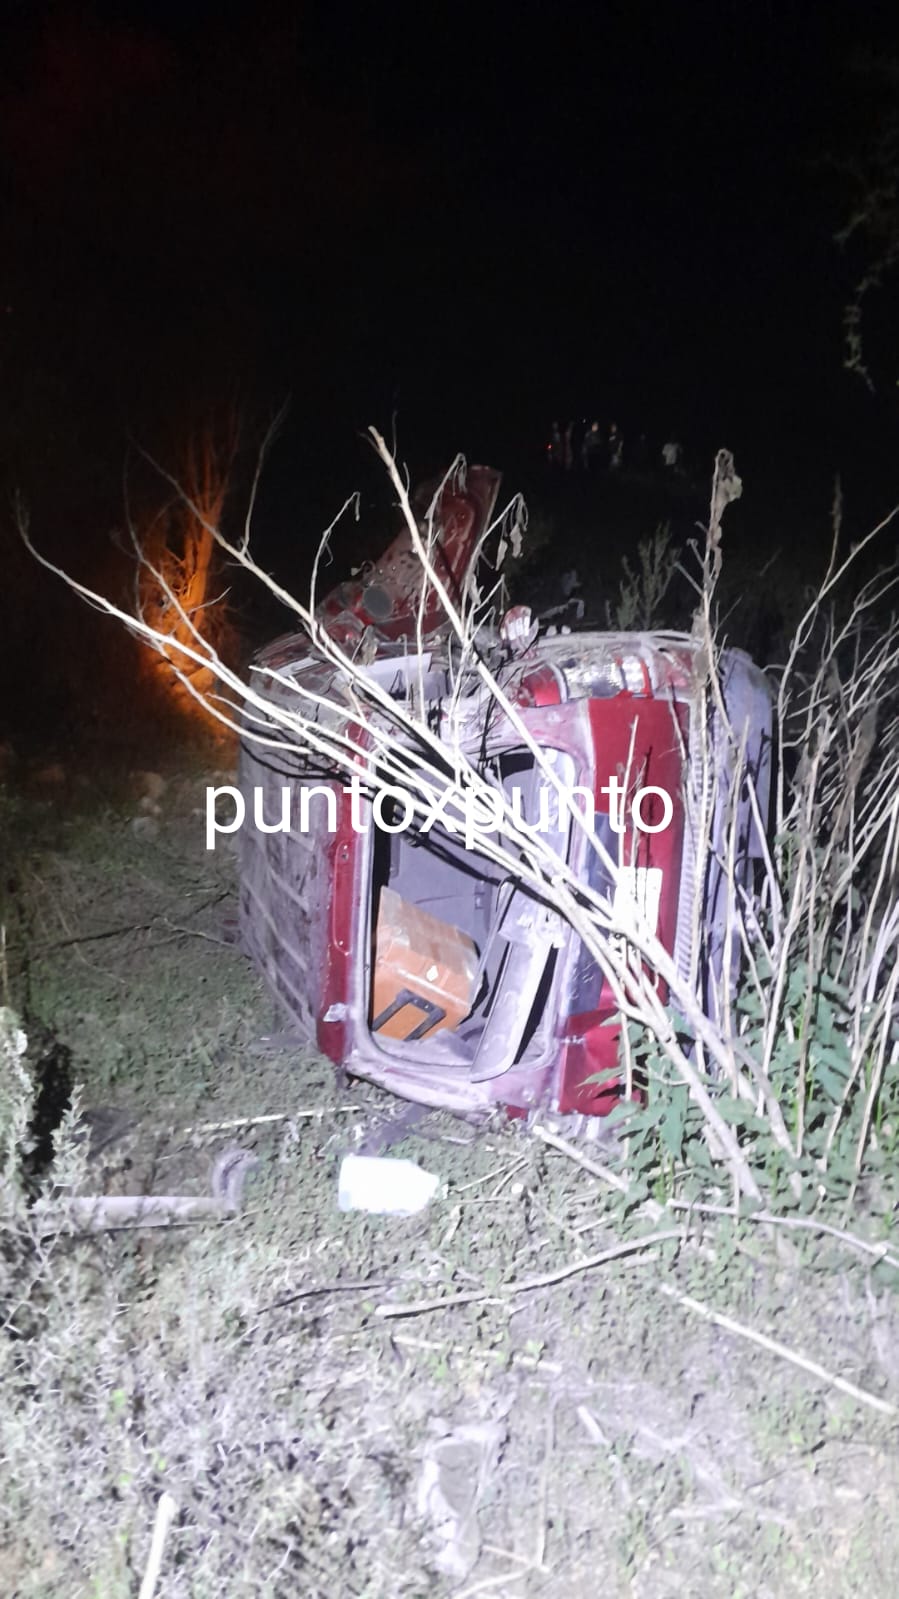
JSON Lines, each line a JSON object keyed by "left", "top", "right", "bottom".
{"left": 238, "top": 466, "right": 772, "bottom": 1126}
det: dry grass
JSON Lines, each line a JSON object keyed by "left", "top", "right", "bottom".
{"left": 1, "top": 775, "right": 899, "bottom": 1596}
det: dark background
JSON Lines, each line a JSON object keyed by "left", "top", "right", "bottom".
{"left": 2, "top": 0, "right": 899, "bottom": 742}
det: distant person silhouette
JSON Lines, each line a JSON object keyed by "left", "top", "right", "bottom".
{"left": 581, "top": 420, "right": 603, "bottom": 473}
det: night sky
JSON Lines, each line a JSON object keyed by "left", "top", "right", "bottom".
{"left": 2, "top": 1, "right": 898, "bottom": 594}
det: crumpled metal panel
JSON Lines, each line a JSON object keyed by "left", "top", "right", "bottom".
{"left": 316, "top": 465, "right": 503, "bottom": 643}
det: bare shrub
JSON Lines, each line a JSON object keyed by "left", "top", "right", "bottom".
{"left": 133, "top": 415, "right": 240, "bottom": 734}
{"left": 606, "top": 522, "right": 678, "bottom": 630}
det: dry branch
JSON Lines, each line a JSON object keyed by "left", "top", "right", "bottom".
{"left": 374, "top": 1229, "right": 680, "bottom": 1318}
{"left": 658, "top": 1283, "right": 898, "bottom": 1418}
{"left": 138, "top": 1492, "right": 178, "bottom": 1599}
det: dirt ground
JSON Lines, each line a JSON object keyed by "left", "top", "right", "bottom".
{"left": 3, "top": 750, "right": 899, "bottom": 1598}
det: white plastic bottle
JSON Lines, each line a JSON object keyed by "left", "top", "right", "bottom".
{"left": 337, "top": 1153, "right": 440, "bottom": 1215}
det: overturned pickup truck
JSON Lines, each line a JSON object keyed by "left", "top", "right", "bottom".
{"left": 238, "top": 466, "right": 773, "bottom": 1123}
